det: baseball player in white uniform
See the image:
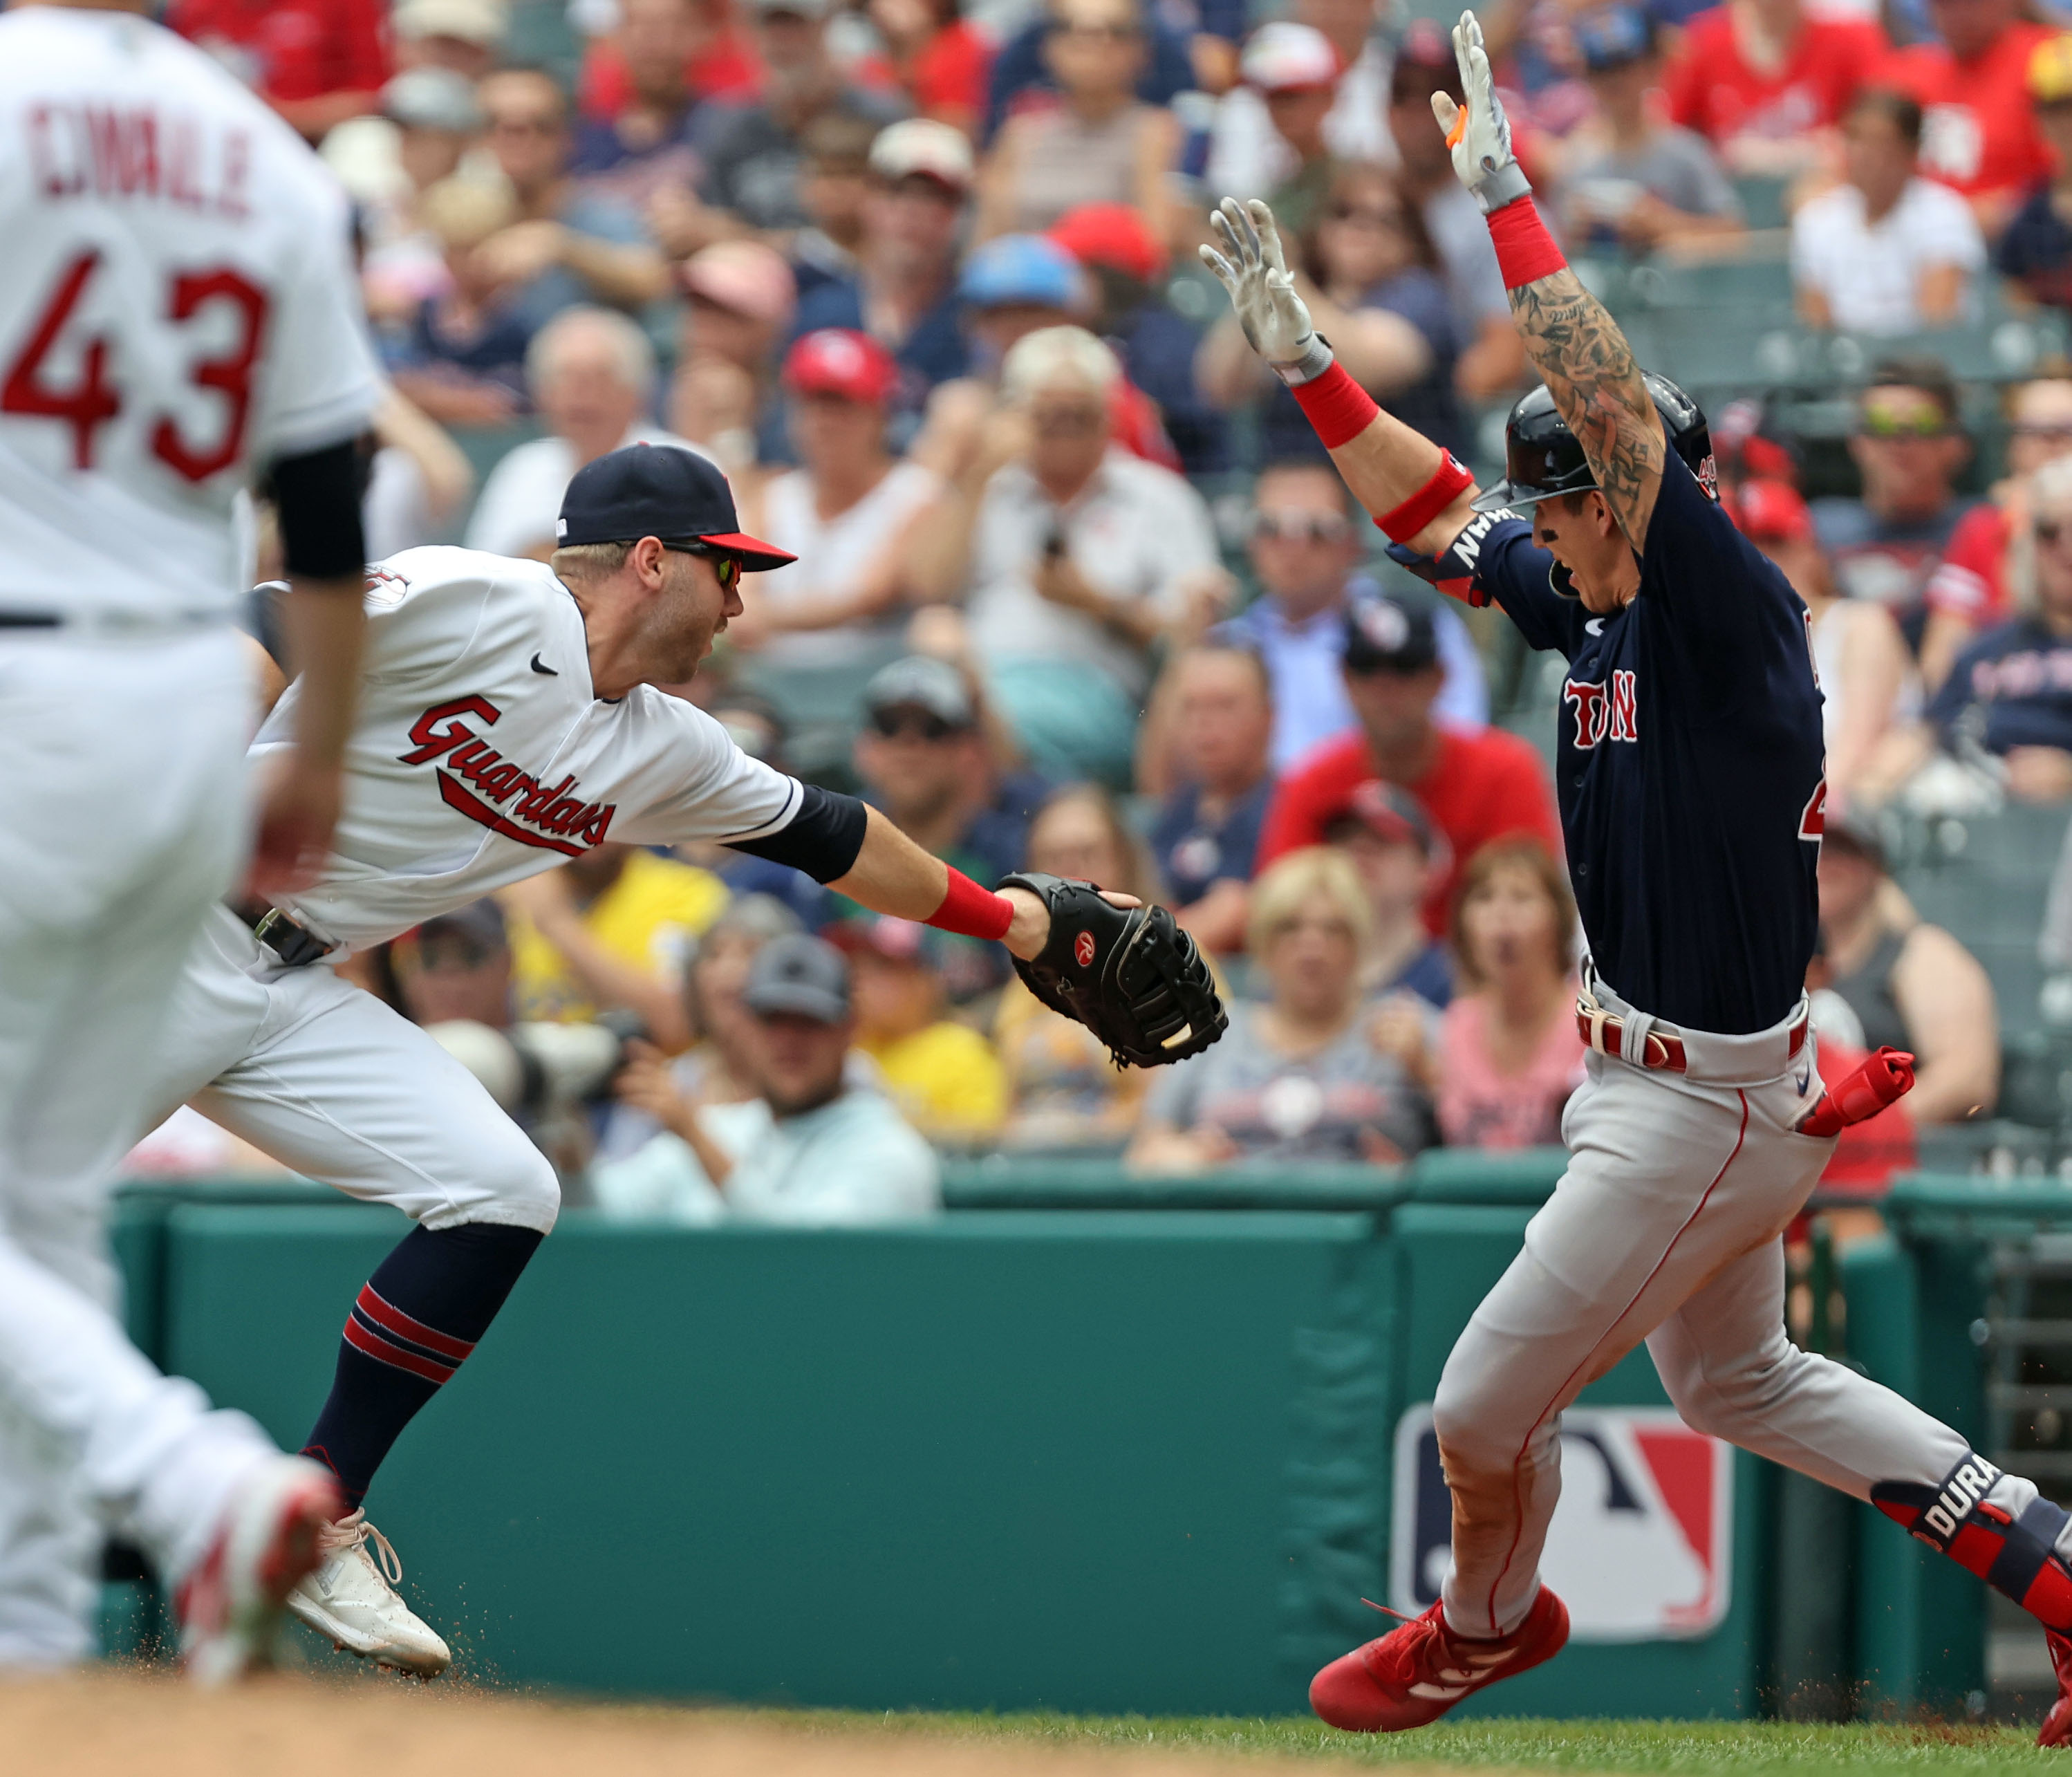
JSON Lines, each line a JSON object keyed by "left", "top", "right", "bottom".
{"left": 0, "top": 1, "right": 384, "bottom": 1680}
{"left": 115, "top": 442, "right": 1118, "bottom": 1676}
{"left": 1208, "top": 12, "right": 2072, "bottom": 1747}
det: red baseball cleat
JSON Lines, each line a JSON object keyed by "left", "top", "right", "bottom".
{"left": 176, "top": 1455, "right": 344, "bottom": 1686}
{"left": 1309, "top": 1586, "right": 1570, "bottom": 1732}
{"left": 2041, "top": 1628, "right": 2072, "bottom": 1746}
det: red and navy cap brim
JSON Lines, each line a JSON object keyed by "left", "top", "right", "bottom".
{"left": 697, "top": 530, "right": 798, "bottom": 573}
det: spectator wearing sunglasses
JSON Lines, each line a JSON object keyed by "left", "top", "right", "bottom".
{"left": 1809, "top": 357, "right": 1979, "bottom": 657}
{"left": 1889, "top": 454, "right": 2072, "bottom": 803}
{"left": 851, "top": 655, "right": 1049, "bottom": 1001}
{"left": 1208, "top": 460, "right": 1486, "bottom": 773}
{"left": 1791, "top": 90, "right": 1984, "bottom": 337}
{"left": 1918, "top": 375, "right": 2072, "bottom": 691}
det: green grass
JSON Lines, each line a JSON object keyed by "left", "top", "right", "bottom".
{"left": 747, "top": 1710, "right": 2067, "bottom": 1774}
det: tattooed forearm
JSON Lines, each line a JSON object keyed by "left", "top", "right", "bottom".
{"left": 1509, "top": 269, "right": 1666, "bottom": 548}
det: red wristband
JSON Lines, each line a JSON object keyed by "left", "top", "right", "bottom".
{"left": 1377, "top": 451, "right": 1475, "bottom": 543}
{"left": 1486, "top": 196, "right": 1567, "bottom": 290}
{"left": 1289, "top": 360, "right": 1381, "bottom": 451}
{"left": 926, "top": 866, "right": 1015, "bottom": 942}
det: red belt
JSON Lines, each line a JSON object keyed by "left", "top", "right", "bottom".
{"left": 1576, "top": 1002, "right": 1808, "bottom": 1074}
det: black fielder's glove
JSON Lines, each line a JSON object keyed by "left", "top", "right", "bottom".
{"left": 997, "top": 872, "right": 1229, "bottom": 1068}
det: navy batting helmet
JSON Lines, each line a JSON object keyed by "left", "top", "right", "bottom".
{"left": 1471, "top": 374, "right": 1716, "bottom": 514}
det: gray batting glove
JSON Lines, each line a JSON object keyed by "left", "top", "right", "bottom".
{"left": 1430, "top": 10, "right": 1532, "bottom": 214}
{"left": 1198, "top": 196, "right": 1334, "bottom": 387}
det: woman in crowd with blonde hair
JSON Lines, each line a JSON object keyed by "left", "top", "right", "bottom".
{"left": 1128, "top": 846, "right": 1434, "bottom": 1171}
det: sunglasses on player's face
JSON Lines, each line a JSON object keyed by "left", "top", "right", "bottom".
{"left": 661, "top": 541, "right": 743, "bottom": 590}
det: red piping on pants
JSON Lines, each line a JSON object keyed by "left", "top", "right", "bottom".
{"left": 1471, "top": 1088, "right": 1751, "bottom": 1635}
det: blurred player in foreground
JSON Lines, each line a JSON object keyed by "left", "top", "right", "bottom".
{"left": 0, "top": 0, "right": 377, "bottom": 1681}
{"left": 1206, "top": 10, "right": 2072, "bottom": 1746}
{"left": 133, "top": 443, "right": 1215, "bottom": 1676}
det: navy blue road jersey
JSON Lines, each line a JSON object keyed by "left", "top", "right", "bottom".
{"left": 1470, "top": 454, "right": 1826, "bottom": 1036}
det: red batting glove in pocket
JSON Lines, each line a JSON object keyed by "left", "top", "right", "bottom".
{"left": 1795, "top": 1045, "right": 1916, "bottom": 1138}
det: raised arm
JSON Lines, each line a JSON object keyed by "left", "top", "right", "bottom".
{"left": 1429, "top": 10, "right": 1666, "bottom": 548}
{"left": 1199, "top": 198, "right": 1480, "bottom": 561}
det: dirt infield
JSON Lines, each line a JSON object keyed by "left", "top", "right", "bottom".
{"left": 0, "top": 1671, "right": 1439, "bottom": 1777}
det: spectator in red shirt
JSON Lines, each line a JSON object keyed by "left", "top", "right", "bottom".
{"left": 1879, "top": 0, "right": 2055, "bottom": 237}
{"left": 167, "top": 0, "right": 387, "bottom": 140}
{"left": 868, "top": 0, "right": 994, "bottom": 136}
{"left": 1663, "top": 0, "right": 1885, "bottom": 175}
{"left": 581, "top": 0, "right": 765, "bottom": 123}
{"left": 1919, "top": 373, "right": 2072, "bottom": 689}
{"left": 1257, "top": 592, "right": 1561, "bottom": 936}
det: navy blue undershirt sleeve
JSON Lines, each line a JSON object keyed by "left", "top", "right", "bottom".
{"left": 727, "top": 784, "right": 869, "bottom": 884}
{"left": 1475, "top": 519, "right": 1588, "bottom": 660}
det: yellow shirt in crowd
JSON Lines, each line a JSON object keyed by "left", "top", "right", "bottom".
{"left": 859, "top": 1021, "right": 1008, "bottom": 1144}
{"left": 510, "top": 851, "right": 728, "bottom": 1025}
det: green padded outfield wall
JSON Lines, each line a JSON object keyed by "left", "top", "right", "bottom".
{"left": 140, "top": 1181, "right": 1781, "bottom": 1717}
{"left": 160, "top": 1205, "right": 1398, "bottom": 1712}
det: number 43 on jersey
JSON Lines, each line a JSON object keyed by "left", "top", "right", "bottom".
{"left": 2, "top": 249, "right": 266, "bottom": 478}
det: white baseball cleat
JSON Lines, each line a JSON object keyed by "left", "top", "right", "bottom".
{"left": 287, "top": 1509, "right": 452, "bottom": 1677}
{"left": 176, "top": 1455, "right": 343, "bottom": 1686}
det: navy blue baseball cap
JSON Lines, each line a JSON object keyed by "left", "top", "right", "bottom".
{"left": 1574, "top": 5, "right": 1655, "bottom": 71}
{"left": 556, "top": 443, "right": 797, "bottom": 571}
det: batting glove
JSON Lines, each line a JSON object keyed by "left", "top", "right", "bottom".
{"left": 1199, "top": 196, "right": 1334, "bottom": 387}
{"left": 1430, "top": 10, "right": 1532, "bottom": 214}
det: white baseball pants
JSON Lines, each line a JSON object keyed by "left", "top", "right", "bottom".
{"left": 1434, "top": 971, "right": 2054, "bottom": 1640}
{"left": 0, "top": 631, "right": 280, "bottom": 1664}
{"left": 138, "top": 907, "right": 561, "bottom": 1236}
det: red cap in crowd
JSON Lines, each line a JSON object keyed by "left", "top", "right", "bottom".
{"left": 1730, "top": 478, "right": 1813, "bottom": 544}
{"left": 783, "top": 328, "right": 899, "bottom": 404}
{"left": 1049, "top": 202, "right": 1167, "bottom": 283}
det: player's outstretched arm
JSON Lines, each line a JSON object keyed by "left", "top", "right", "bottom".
{"left": 1199, "top": 198, "right": 1481, "bottom": 564}
{"left": 828, "top": 806, "right": 1135, "bottom": 960}
{"left": 1431, "top": 9, "right": 1667, "bottom": 548}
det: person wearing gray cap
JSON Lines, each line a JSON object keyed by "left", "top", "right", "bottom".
{"left": 590, "top": 934, "right": 941, "bottom": 1222}
{"left": 853, "top": 656, "right": 1051, "bottom": 920}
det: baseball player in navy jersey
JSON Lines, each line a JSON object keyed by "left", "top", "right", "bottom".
{"left": 0, "top": 0, "right": 386, "bottom": 1682}
{"left": 110, "top": 443, "right": 1152, "bottom": 1677}
{"left": 1208, "top": 10, "right": 2072, "bottom": 1745}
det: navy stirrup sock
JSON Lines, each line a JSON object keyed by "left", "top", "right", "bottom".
{"left": 1873, "top": 1452, "right": 2072, "bottom": 1632}
{"left": 301, "top": 1222, "right": 543, "bottom": 1509}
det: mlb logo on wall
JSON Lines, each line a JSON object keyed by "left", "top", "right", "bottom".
{"left": 1391, "top": 1404, "right": 1733, "bottom": 1641}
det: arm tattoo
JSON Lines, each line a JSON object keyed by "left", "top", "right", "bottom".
{"left": 1509, "top": 269, "right": 1666, "bottom": 548}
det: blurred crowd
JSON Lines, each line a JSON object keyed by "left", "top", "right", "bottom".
{"left": 127, "top": 0, "right": 2072, "bottom": 1218}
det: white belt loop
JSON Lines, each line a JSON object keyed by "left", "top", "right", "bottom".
{"left": 1621, "top": 1010, "right": 1659, "bottom": 1067}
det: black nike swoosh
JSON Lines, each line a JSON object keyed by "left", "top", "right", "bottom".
{"left": 530, "top": 653, "right": 559, "bottom": 676}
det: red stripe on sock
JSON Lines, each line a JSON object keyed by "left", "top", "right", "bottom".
{"left": 344, "top": 1314, "right": 458, "bottom": 1385}
{"left": 355, "top": 1285, "right": 476, "bottom": 1362}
